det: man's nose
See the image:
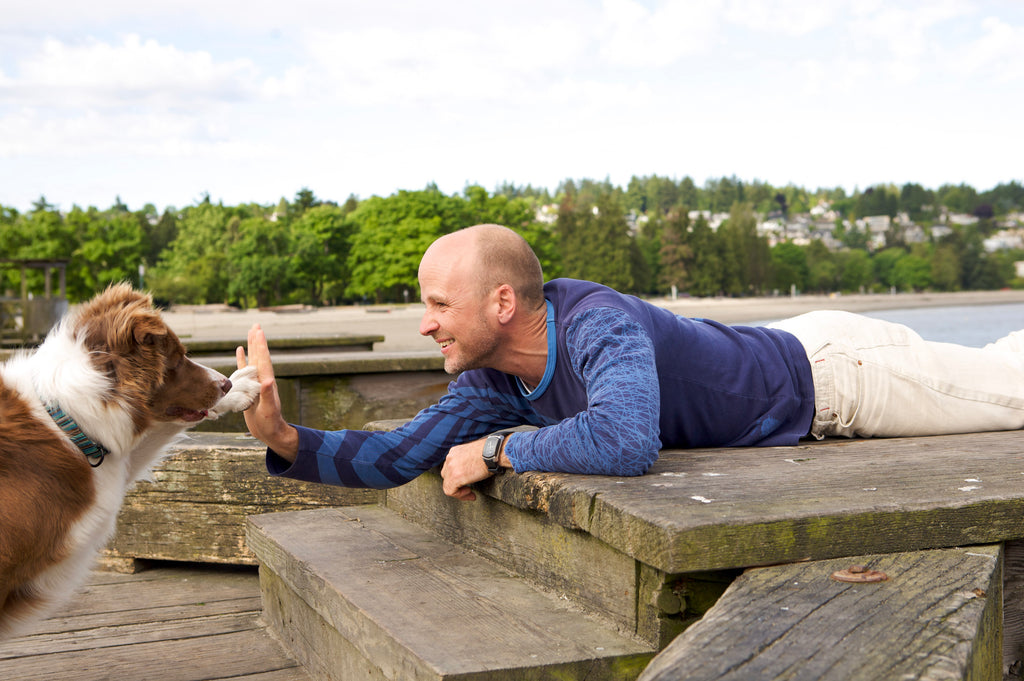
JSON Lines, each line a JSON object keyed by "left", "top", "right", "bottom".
{"left": 419, "top": 311, "right": 438, "bottom": 337}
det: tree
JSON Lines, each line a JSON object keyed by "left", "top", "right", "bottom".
{"left": 899, "top": 183, "right": 934, "bottom": 222}
{"left": 290, "top": 204, "right": 351, "bottom": 304}
{"left": 930, "top": 243, "right": 961, "bottom": 291}
{"left": 684, "top": 214, "right": 722, "bottom": 297}
{"left": 805, "top": 240, "right": 837, "bottom": 292}
{"left": 892, "top": 255, "right": 931, "bottom": 291}
{"left": 148, "top": 200, "right": 238, "bottom": 304}
{"left": 836, "top": 249, "right": 872, "bottom": 293}
{"left": 227, "top": 215, "right": 291, "bottom": 307}
{"left": 659, "top": 209, "right": 692, "bottom": 293}
{"left": 68, "top": 206, "right": 143, "bottom": 297}
{"left": 560, "top": 191, "right": 634, "bottom": 291}
{"left": 718, "top": 202, "right": 770, "bottom": 295}
{"left": 872, "top": 247, "right": 906, "bottom": 290}
{"left": 770, "top": 242, "right": 808, "bottom": 293}
{"left": 854, "top": 185, "right": 898, "bottom": 219}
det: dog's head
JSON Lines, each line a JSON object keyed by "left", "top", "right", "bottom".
{"left": 72, "top": 284, "right": 231, "bottom": 433}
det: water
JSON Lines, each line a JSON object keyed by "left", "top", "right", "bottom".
{"left": 862, "top": 303, "right": 1024, "bottom": 348}
{"left": 753, "top": 302, "right": 1024, "bottom": 348}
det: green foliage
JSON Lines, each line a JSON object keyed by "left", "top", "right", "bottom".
{"left": 555, "top": 187, "right": 636, "bottom": 291}
{"left": 147, "top": 201, "right": 235, "bottom": 304}
{"left": 854, "top": 185, "right": 899, "bottom": 219}
{"left": 227, "top": 216, "right": 291, "bottom": 307}
{"left": 770, "top": 242, "right": 808, "bottom": 292}
{"left": 290, "top": 204, "right": 351, "bottom": 305}
{"left": 718, "top": 202, "right": 771, "bottom": 295}
{"left": 892, "top": 254, "right": 932, "bottom": 291}
{"left": 3, "top": 175, "right": 1022, "bottom": 307}
{"left": 836, "top": 249, "right": 872, "bottom": 293}
{"left": 658, "top": 209, "right": 692, "bottom": 292}
{"left": 68, "top": 206, "right": 143, "bottom": 297}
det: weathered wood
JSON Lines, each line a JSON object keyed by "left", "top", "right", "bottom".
{"left": 106, "top": 433, "right": 378, "bottom": 565}
{"left": 1004, "top": 540, "right": 1024, "bottom": 677}
{"left": 470, "top": 431, "right": 1024, "bottom": 573}
{"left": 185, "top": 333, "right": 383, "bottom": 356}
{"left": 195, "top": 353, "right": 448, "bottom": 432}
{"left": 384, "top": 468, "right": 640, "bottom": 637}
{"left": 0, "top": 566, "right": 310, "bottom": 681}
{"left": 638, "top": 545, "right": 1003, "bottom": 681}
{"left": 247, "top": 506, "right": 655, "bottom": 681}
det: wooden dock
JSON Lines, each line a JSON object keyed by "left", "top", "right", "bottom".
{"left": 0, "top": 563, "right": 310, "bottom": 681}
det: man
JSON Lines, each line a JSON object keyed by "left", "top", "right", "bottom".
{"left": 238, "top": 224, "right": 1024, "bottom": 501}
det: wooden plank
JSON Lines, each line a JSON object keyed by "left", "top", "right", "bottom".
{"left": 247, "top": 507, "right": 655, "bottom": 681}
{"left": 1004, "top": 539, "right": 1024, "bottom": 676}
{"left": 1, "top": 629, "right": 308, "bottom": 681}
{"left": 471, "top": 430, "right": 1024, "bottom": 573}
{"left": 0, "top": 566, "right": 310, "bottom": 680}
{"left": 106, "top": 434, "right": 378, "bottom": 564}
{"left": 638, "top": 545, "right": 1003, "bottom": 681}
{"left": 384, "top": 469, "right": 639, "bottom": 636}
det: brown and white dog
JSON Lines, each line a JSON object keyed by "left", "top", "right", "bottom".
{"left": 0, "top": 284, "right": 259, "bottom": 639}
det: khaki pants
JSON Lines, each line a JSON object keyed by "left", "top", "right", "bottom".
{"left": 768, "top": 311, "right": 1024, "bottom": 439}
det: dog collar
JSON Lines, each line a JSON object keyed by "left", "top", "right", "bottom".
{"left": 45, "top": 404, "right": 109, "bottom": 467}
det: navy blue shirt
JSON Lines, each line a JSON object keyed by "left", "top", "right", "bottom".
{"left": 269, "top": 279, "right": 815, "bottom": 487}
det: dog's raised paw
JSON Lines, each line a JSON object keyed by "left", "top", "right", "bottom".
{"left": 207, "top": 366, "right": 260, "bottom": 418}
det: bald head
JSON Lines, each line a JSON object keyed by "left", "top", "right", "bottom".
{"left": 423, "top": 224, "right": 545, "bottom": 311}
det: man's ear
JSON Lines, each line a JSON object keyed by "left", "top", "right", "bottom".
{"left": 494, "top": 284, "right": 516, "bottom": 325}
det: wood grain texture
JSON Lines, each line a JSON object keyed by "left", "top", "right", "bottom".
{"left": 473, "top": 431, "right": 1024, "bottom": 573}
{"left": 639, "top": 545, "right": 1003, "bottom": 681}
{"left": 384, "top": 468, "right": 639, "bottom": 637}
{"left": 105, "top": 433, "right": 378, "bottom": 564}
{"left": 247, "top": 506, "right": 655, "bottom": 681}
{"left": 0, "top": 566, "right": 310, "bottom": 681}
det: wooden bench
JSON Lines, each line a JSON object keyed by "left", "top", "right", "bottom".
{"left": 638, "top": 545, "right": 1004, "bottom": 680}
{"left": 104, "top": 433, "right": 378, "bottom": 568}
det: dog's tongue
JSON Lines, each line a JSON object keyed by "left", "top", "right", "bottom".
{"left": 167, "top": 406, "right": 209, "bottom": 422}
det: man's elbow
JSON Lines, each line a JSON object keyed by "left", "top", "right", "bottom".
{"left": 604, "top": 447, "right": 659, "bottom": 477}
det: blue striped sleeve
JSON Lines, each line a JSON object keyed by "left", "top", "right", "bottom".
{"left": 266, "top": 377, "right": 538, "bottom": 489}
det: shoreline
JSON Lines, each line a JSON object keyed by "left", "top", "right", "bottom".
{"left": 163, "top": 289, "right": 1024, "bottom": 353}
{"left": 654, "top": 288, "right": 1024, "bottom": 324}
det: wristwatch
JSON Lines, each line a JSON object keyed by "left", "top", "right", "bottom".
{"left": 482, "top": 432, "right": 507, "bottom": 474}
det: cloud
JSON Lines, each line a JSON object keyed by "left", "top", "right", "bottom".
{"left": 724, "top": 0, "right": 842, "bottom": 36}
{"left": 948, "top": 15, "right": 1024, "bottom": 82}
{"left": 598, "top": 0, "right": 724, "bottom": 67}
{"left": 3, "top": 34, "right": 261, "bottom": 107}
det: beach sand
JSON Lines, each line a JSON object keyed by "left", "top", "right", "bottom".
{"left": 163, "top": 289, "right": 1024, "bottom": 353}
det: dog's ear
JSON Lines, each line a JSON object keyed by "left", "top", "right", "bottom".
{"left": 131, "top": 313, "right": 167, "bottom": 347}
{"left": 77, "top": 287, "right": 167, "bottom": 356}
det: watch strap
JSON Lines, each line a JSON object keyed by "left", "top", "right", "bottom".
{"left": 482, "top": 432, "right": 506, "bottom": 474}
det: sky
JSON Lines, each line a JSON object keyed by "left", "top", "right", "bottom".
{"left": 2, "top": 0, "right": 1023, "bottom": 214}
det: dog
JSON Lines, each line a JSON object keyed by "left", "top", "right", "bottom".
{"left": 0, "top": 283, "right": 259, "bottom": 639}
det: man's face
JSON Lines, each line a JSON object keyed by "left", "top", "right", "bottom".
{"left": 418, "top": 246, "right": 500, "bottom": 374}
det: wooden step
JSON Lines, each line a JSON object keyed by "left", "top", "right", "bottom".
{"left": 247, "top": 506, "right": 655, "bottom": 681}
{"left": 638, "top": 545, "right": 1003, "bottom": 681}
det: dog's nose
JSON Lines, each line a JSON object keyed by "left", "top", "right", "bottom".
{"left": 220, "top": 377, "right": 232, "bottom": 395}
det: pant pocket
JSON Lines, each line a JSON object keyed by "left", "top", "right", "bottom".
{"left": 808, "top": 346, "right": 862, "bottom": 439}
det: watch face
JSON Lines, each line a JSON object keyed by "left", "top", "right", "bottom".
{"left": 484, "top": 434, "right": 502, "bottom": 471}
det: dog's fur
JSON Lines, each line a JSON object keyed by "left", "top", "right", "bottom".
{"left": 0, "top": 284, "right": 258, "bottom": 639}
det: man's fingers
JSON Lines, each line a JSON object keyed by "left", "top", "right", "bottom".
{"left": 453, "top": 487, "right": 476, "bottom": 501}
{"left": 247, "top": 324, "right": 276, "bottom": 383}
{"left": 235, "top": 345, "right": 246, "bottom": 371}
